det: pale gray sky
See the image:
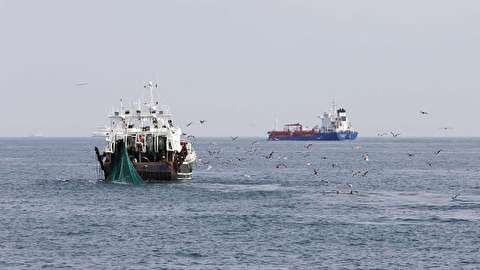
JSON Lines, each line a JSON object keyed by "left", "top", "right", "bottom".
{"left": 1, "top": 0, "right": 479, "bottom": 137}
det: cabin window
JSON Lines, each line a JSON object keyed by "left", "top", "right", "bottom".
{"left": 146, "top": 135, "right": 154, "bottom": 153}
{"left": 127, "top": 136, "right": 136, "bottom": 152}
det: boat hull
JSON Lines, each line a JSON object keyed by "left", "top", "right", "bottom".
{"left": 268, "top": 131, "right": 358, "bottom": 141}
{"left": 103, "top": 161, "right": 193, "bottom": 182}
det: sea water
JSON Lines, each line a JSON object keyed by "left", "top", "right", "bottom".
{"left": 0, "top": 137, "right": 479, "bottom": 269}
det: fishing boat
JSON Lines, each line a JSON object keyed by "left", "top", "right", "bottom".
{"left": 94, "top": 81, "right": 196, "bottom": 183}
{"left": 267, "top": 102, "right": 358, "bottom": 141}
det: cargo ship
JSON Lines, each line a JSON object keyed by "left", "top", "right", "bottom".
{"left": 94, "top": 81, "right": 196, "bottom": 183}
{"left": 267, "top": 104, "right": 358, "bottom": 141}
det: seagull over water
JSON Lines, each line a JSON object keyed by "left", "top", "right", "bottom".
{"left": 391, "top": 132, "right": 401, "bottom": 137}
{"left": 420, "top": 111, "right": 429, "bottom": 115}
{"left": 304, "top": 143, "right": 313, "bottom": 149}
{"left": 276, "top": 163, "right": 288, "bottom": 169}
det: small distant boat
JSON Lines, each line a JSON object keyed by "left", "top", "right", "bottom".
{"left": 267, "top": 102, "right": 358, "bottom": 141}
{"left": 28, "top": 132, "right": 45, "bottom": 138}
{"left": 94, "top": 81, "right": 197, "bottom": 183}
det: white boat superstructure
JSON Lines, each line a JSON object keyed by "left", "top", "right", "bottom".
{"left": 319, "top": 101, "right": 355, "bottom": 133}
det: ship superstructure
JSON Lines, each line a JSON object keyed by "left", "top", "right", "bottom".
{"left": 95, "top": 81, "right": 196, "bottom": 182}
{"left": 267, "top": 102, "right": 358, "bottom": 141}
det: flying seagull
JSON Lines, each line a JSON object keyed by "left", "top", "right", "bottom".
{"left": 434, "top": 149, "right": 443, "bottom": 156}
{"left": 391, "top": 132, "right": 401, "bottom": 138}
{"left": 265, "top": 151, "right": 274, "bottom": 159}
{"left": 304, "top": 143, "right": 313, "bottom": 149}
{"left": 199, "top": 120, "right": 207, "bottom": 124}
{"left": 420, "top": 111, "right": 429, "bottom": 115}
{"left": 276, "top": 163, "right": 288, "bottom": 169}
{"left": 231, "top": 136, "right": 239, "bottom": 141}
{"left": 186, "top": 122, "right": 193, "bottom": 127}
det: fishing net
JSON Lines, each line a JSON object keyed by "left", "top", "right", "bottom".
{"left": 107, "top": 141, "right": 144, "bottom": 185}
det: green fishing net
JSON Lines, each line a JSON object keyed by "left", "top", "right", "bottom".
{"left": 107, "top": 141, "right": 144, "bottom": 185}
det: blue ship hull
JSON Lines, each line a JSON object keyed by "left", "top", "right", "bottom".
{"left": 269, "top": 131, "right": 358, "bottom": 141}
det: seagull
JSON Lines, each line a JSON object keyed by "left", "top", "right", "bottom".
{"left": 451, "top": 193, "right": 460, "bottom": 201}
{"left": 276, "top": 163, "right": 288, "bottom": 169}
{"left": 231, "top": 136, "right": 239, "bottom": 141}
{"left": 352, "top": 170, "right": 361, "bottom": 177}
{"left": 362, "top": 153, "right": 369, "bottom": 161}
{"left": 206, "top": 165, "right": 212, "bottom": 171}
{"left": 186, "top": 122, "right": 193, "bottom": 127}
{"left": 265, "top": 151, "right": 274, "bottom": 159}
{"left": 407, "top": 153, "right": 415, "bottom": 157}
{"left": 199, "top": 120, "right": 207, "bottom": 124}
{"left": 434, "top": 149, "right": 443, "bottom": 156}
{"left": 321, "top": 156, "right": 328, "bottom": 160}
{"left": 391, "top": 132, "right": 401, "bottom": 138}
{"left": 313, "top": 169, "right": 320, "bottom": 176}
{"left": 352, "top": 170, "right": 368, "bottom": 177}
{"left": 304, "top": 143, "right": 313, "bottom": 149}
{"left": 426, "top": 161, "right": 433, "bottom": 167}
{"left": 420, "top": 111, "right": 429, "bottom": 115}
{"left": 75, "top": 82, "right": 89, "bottom": 86}
{"left": 440, "top": 127, "right": 453, "bottom": 131}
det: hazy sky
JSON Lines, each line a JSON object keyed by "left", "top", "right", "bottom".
{"left": 1, "top": 0, "right": 479, "bottom": 137}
